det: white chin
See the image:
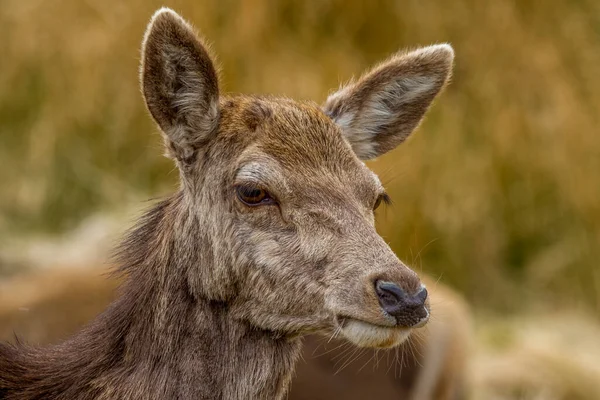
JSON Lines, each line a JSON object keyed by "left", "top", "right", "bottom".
{"left": 339, "top": 319, "right": 412, "bottom": 348}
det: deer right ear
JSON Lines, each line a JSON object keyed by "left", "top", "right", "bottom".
{"left": 140, "top": 8, "right": 219, "bottom": 165}
{"left": 323, "top": 45, "right": 454, "bottom": 160}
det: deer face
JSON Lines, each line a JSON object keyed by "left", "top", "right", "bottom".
{"left": 140, "top": 9, "right": 453, "bottom": 348}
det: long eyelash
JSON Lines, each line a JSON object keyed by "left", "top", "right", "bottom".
{"left": 381, "top": 192, "right": 393, "bottom": 206}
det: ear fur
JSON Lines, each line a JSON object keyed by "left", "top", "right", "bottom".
{"left": 323, "top": 44, "right": 454, "bottom": 160}
{"left": 140, "top": 8, "right": 219, "bottom": 165}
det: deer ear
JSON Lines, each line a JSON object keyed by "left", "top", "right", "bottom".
{"left": 323, "top": 44, "right": 454, "bottom": 160}
{"left": 140, "top": 8, "right": 219, "bottom": 164}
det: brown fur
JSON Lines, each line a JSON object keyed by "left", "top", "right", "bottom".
{"left": 0, "top": 8, "right": 454, "bottom": 399}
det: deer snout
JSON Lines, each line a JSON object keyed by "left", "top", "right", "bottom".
{"left": 375, "top": 281, "right": 429, "bottom": 328}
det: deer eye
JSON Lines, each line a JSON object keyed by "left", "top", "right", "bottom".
{"left": 373, "top": 196, "right": 382, "bottom": 210}
{"left": 236, "top": 185, "right": 274, "bottom": 206}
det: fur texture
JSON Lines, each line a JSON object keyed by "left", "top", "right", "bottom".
{"left": 0, "top": 8, "right": 454, "bottom": 399}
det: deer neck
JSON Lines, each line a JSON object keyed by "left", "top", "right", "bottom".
{"left": 96, "top": 280, "right": 302, "bottom": 400}
{"left": 104, "top": 193, "right": 303, "bottom": 399}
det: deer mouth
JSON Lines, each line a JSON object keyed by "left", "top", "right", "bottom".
{"left": 335, "top": 316, "right": 412, "bottom": 349}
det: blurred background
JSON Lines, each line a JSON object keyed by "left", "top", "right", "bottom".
{"left": 1, "top": 0, "right": 599, "bottom": 398}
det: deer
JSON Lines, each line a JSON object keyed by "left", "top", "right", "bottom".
{"left": 0, "top": 7, "right": 454, "bottom": 400}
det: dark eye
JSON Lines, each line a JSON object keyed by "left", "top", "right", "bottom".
{"left": 373, "top": 196, "right": 383, "bottom": 210}
{"left": 374, "top": 193, "right": 391, "bottom": 210}
{"left": 236, "top": 185, "right": 273, "bottom": 206}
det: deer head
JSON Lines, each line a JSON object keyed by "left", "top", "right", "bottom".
{"left": 140, "top": 8, "right": 453, "bottom": 349}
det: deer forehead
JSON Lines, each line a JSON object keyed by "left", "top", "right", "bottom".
{"left": 222, "top": 96, "right": 383, "bottom": 197}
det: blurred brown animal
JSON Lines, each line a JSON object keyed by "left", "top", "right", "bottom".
{"left": 0, "top": 7, "right": 454, "bottom": 400}
{"left": 0, "top": 270, "right": 470, "bottom": 400}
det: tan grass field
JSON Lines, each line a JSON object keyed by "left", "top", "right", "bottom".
{"left": 1, "top": 0, "right": 599, "bottom": 398}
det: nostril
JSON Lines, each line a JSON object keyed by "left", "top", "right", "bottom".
{"left": 375, "top": 281, "right": 406, "bottom": 310}
{"left": 415, "top": 305, "right": 429, "bottom": 320}
{"left": 415, "top": 286, "right": 428, "bottom": 305}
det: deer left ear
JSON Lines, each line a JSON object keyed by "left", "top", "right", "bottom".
{"left": 323, "top": 44, "right": 454, "bottom": 160}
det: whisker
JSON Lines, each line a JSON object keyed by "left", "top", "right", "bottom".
{"left": 333, "top": 347, "right": 359, "bottom": 374}
{"left": 327, "top": 325, "right": 342, "bottom": 344}
{"left": 394, "top": 347, "right": 401, "bottom": 379}
{"left": 407, "top": 336, "right": 424, "bottom": 369}
{"left": 415, "top": 238, "right": 438, "bottom": 267}
{"left": 330, "top": 343, "right": 358, "bottom": 362}
{"left": 374, "top": 349, "right": 381, "bottom": 371}
{"left": 386, "top": 349, "right": 395, "bottom": 375}
{"left": 434, "top": 272, "right": 445, "bottom": 287}
{"left": 356, "top": 350, "right": 378, "bottom": 374}
{"left": 312, "top": 341, "right": 348, "bottom": 358}
{"left": 335, "top": 348, "right": 365, "bottom": 375}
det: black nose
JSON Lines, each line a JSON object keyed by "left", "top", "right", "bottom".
{"left": 375, "top": 281, "right": 428, "bottom": 327}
